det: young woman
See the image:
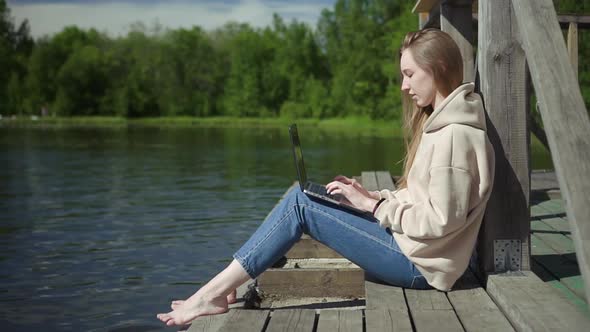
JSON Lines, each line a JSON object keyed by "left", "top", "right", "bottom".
{"left": 157, "top": 28, "right": 495, "bottom": 327}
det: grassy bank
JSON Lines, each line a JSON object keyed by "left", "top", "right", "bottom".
{"left": 0, "top": 116, "right": 404, "bottom": 137}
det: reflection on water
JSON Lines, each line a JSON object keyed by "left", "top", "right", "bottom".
{"left": 0, "top": 126, "right": 552, "bottom": 331}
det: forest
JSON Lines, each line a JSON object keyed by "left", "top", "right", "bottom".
{"left": 0, "top": 0, "right": 588, "bottom": 120}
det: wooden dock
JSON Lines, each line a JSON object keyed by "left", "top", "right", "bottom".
{"left": 183, "top": 0, "right": 590, "bottom": 329}
{"left": 183, "top": 170, "right": 589, "bottom": 332}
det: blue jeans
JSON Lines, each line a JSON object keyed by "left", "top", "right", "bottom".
{"left": 233, "top": 188, "right": 432, "bottom": 289}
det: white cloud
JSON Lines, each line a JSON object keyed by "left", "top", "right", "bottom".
{"left": 8, "top": 0, "right": 332, "bottom": 39}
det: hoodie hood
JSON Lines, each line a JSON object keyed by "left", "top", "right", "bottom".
{"left": 423, "top": 83, "right": 486, "bottom": 133}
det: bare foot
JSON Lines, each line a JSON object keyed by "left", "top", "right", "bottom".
{"left": 170, "top": 289, "right": 237, "bottom": 310}
{"left": 158, "top": 293, "right": 228, "bottom": 326}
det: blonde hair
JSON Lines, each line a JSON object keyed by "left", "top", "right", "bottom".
{"left": 396, "top": 29, "right": 464, "bottom": 189}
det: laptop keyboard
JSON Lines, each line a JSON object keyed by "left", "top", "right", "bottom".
{"left": 306, "top": 182, "right": 340, "bottom": 200}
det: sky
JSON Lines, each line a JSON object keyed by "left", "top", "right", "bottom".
{"left": 7, "top": 0, "right": 337, "bottom": 38}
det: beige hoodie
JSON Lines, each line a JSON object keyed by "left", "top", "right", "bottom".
{"left": 374, "top": 83, "right": 495, "bottom": 291}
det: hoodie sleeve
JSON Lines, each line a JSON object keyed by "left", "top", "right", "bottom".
{"left": 373, "top": 166, "right": 473, "bottom": 240}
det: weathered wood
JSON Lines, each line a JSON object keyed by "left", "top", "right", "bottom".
{"left": 265, "top": 309, "right": 316, "bottom": 332}
{"left": 375, "top": 171, "right": 396, "bottom": 190}
{"left": 364, "top": 279, "right": 408, "bottom": 311}
{"left": 365, "top": 309, "right": 413, "bottom": 332}
{"left": 361, "top": 171, "right": 379, "bottom": 192}
{"left": 441, "top": 0, "right": 475, "bottom": 82}
{"left": 258, "top": 268, "right": 365, "bottom": 298}
{"left": 186, "top": 313, "right": 232, "bottom": 332}
{"left": 477, "top": 0, "right": 530, "bottom": 274}
{"left": 286, "top": 235, "right": 342, "bottom": 259}
{"left": 531, "top": 220, "right": 575, "bottom": 255}
{"left": 568, "top": 22, "right": 578, "bottom": 80}
{"left": 511, "top": 0, "right": 590, "bottom": 302}
{"left": 405, "top": 289, "right": 464, "bottom": 332}
{"left": 531, "top": 259, "right": 589, "bottom": 312}
{"left": 558, "top": 14, "right": 590, "bottom": 29}
{"left": 316, "top": 310, "right": 363, "bottom": 332}
{"left": 405, "top": 289, "right": 453, "bottom": 310}
{"left": 447, "top": 271, "right": 515, "bottom": 331}
{"left": 216, "top": 309, "right": 270, "bottom": 332}
{"left": 486, "top": 271, "right": 590, "bottom": 331}
{"left": 531, "top": 234, "right": 585, "bottom": 301}
{"left": 531, "top": 103, "right": 550, "bottom": 152}
{"left": 364, "top": 279, "right": 414, "bottom": 331}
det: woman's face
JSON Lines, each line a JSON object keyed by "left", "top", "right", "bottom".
{"left": 400, "top": 49, "right": 437, "bottom": 108}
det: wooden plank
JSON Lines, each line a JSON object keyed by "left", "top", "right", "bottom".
{"left": 375, "top": 171, "right": 396, "bottom": 190}
{"left": 557, "top": 14, "right": 590, "bottom": 25}
{"left": 361, "top": 171, "right": 378, "bottom": 191}
{"left": 316, "top": 310, "right": 363, "bottom": 332}
{"left": 186, "top": 313, "right": 232, "bottom": 332}
{"left": 286, "top": 235, "right": 342, "bottom": 259}
{"left": 530, "top": 235, "right": 586, "bottom": 301}
{"left": 531, "top": 259, "right": 589, "bottom": 313}
{"left": 511, "top": 0, "right": 590, "bottom": 302}
{"left": 364, "top": 279, "right": 414, "bottom": 331}
{"left": 216, "top": 309, "right": 270, "bottom": 332}
{"left": 447, "top": 271, "right": 515, "bottom": 331}
{"left": 441, "top": 0, "right": 475, "bottom": 82}
{"left": 364, "top": 279, "right": 408, "bottom": 311}
{"left": 531, "top": 221, "right": 576, "bottom": 255}
{"left": 534, "top": 203, "right": 571, "bottom": 233}
{"left": 410, "top": 310, "right": 464, "bottom": 332}
{"left": 477, "top": 0, "right": 530, "bottom": 274}
{"left": 567, "top": 22, "right": 578, "bottom": 80}
{"left": 265, "top": 309, "right": 316, "bottom": 332}
{"left": 405, "top": 289, "right": 453, "bottom": 310}
{"left": 486, "top": 271, "right": 590, "bottom": 331}
{"left": 365, "top": 309, "right": 412, "bottom": 332}
{"left": 405, "top": 289, "right": 464, "bottom": 331}
{"left": 257, "top": 268, "right": 365, "bottom": 298}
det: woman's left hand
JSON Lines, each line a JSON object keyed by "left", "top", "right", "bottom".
{"left": 325, "top": 180, "right": 379, "bottom": 212}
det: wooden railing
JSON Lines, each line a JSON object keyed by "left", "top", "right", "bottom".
{"left": 511, "top": 0, "right": 590, "bottom": 303}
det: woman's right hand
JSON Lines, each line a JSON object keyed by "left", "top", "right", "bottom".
{"left": 332, "top": 175, "right": 380, "bottom": 200}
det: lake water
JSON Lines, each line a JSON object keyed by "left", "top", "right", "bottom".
{"left": 0, "top": 126, "right": 552, "bottom": 331}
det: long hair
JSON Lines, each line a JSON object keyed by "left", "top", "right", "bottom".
{"left": 396, "top": 29, "right": 464, "bottom": 189}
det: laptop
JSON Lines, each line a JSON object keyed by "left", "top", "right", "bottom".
{"left": 289, "top": 124, "right": 367, "bottom": 214}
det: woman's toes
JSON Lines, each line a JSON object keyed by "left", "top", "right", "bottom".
{"left": 157, "top": 313, "right": 170, "bottom": 322}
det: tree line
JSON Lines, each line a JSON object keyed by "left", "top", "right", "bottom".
{"left": 0, "top": 0, "right": 587, "bottom": 120}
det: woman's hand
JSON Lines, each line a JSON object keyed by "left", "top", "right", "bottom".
{"left": 332, "top": 175, "right": 380, "bottom": 200}
{"left": 326, "top": 179, "right": 379, "bottom": 212}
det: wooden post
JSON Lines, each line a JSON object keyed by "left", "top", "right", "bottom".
{"left": 567, "top": 22, "right": 578, "bottom": 80}
{"left": 512, "top": 0, "right": 590, "bottom": 304}
{"left": 441, "top": 0, "right": 475, "bottom": 82}
{"left": 477, "top": 0, "right": 530, "bottom": 275}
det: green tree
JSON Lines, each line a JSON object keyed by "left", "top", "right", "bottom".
{"left": 160, "top": 27, "right": 224, "bottom": 116}
{"left": 111, "top": 29, "right": 164, "bottom": 117}
{"left": 222, "top": 25, "right": 276, "bottom": 117}
{"left": 53, "top": 45, "right": 110, "bottom": 115}
{"left": 1, "top": 0, "right": 33, "bottom": 115}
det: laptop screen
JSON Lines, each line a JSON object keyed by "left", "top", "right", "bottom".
{"left": 289, "top": 124, "right": 308, "bottom": 191}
